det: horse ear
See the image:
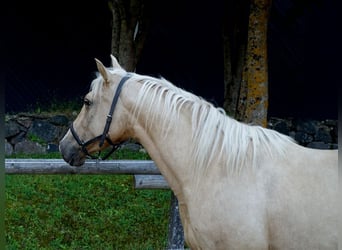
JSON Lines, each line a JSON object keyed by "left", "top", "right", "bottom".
{"left": 95, "top": 58, "right": 110, "bottom": 83}
{"left": 110, "top": 54, "right": 122, "bottom": 69}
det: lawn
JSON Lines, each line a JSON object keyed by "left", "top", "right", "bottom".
{"left": 5, "top": 150, "right": 171, "bottom": 249}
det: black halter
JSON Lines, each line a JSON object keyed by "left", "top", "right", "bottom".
{"left": 70, "top": 73, "right": 132, "bottom": 160}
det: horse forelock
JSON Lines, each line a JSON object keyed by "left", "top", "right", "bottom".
{"left": 131, "top": 74, "right": 296, "bottom": 177}
{"left": 90, "top": 68, "right": 127, "bottom": 100}
{"left": 90, "top": 77, "right": 103, "bottom": 99}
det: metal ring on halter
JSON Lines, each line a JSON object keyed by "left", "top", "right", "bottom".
{"left": 69, "top": 73, "right": 132, "bottom": 160}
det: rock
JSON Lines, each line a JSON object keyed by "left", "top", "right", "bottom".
{"left": 295, "top": 131, "right": 313, "bottom": 145}
{"left": 306, "top": 141, "right": 331, "bottom": 149}
{"left": 47, "top": 143, "right": 59, "bottom": 153}
{"left": 9, "top": 131, "right": 26, "bottom": 145}
{"left": 28, "top": 120, "right": 59, "bottom": 143}
{"left": 323, "top": 120, "right": 337, "bottom": 127}
{"left": 14, "top": 140, "right": 46, "bottom": 154}
{"left": 48, "top": 115, "right": 69, "bottom": 126}
{"left": 293, "top": 119, "right": 318, "bottom": 135}
{"left": 16, "top": 117, "right": 33, "bottom": 128}
{"left": 5, "top": 120, "right": 21, "bottom": 138}
{"left": 271, "top": 119, "right": 290, "bottom": 136}
{"left": 314, "top": 126, "right": 332, "bottom": 143}
{"left": 331, "top": 126, "right": 337, "bottom": 143}
{"left": 5, "top": 140, "right": 13, "bottom": 155}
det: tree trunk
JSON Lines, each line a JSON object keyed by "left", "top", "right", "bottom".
{"left": 223, "top": 0, "right": 250, "bottom": 118}
{"left": 109, "top": 0, "right": 151, "bottom": 71}
{"left": 242, "top": 0, "right": 271, "bottom": 126}
{"left": 223, "top": 0, "right": 272, "bottom": 127}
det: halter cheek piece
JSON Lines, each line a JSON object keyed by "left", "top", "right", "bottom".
{"left": 69, "top": 73, "right": 132, "bottom": 160}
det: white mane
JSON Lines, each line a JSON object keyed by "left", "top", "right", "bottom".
{"left": 89, "top": 71, "right": 296, "bottom": 176}
{"left": 130, "top": 74, "right": 296, "bottom": 176}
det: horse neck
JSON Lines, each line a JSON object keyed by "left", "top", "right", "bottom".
{"left": 125, "top": 80, "right": 194, "bottom": 196}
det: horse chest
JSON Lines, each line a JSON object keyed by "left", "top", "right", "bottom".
{"left": 180, "top": 180, "right": 269, "bottom": 249}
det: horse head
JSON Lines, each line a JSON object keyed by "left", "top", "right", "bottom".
{"left": 59, "top": 55, "right": 132, "bottom": 166}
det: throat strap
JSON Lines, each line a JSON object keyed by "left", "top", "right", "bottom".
{"left": 99, "top": 73, "right": 132, "bottom": 147}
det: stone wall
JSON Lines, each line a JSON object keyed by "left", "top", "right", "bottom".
{"left": 268, "top": 117, "right": 338, "bottom": 149}
{"left": 5, "top": 114, "right": 70, "bottom": 155}
{"left": 4, "top": 114, "right": 338, "bottom": 156}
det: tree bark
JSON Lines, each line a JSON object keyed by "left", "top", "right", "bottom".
{"left": 109, "top": 0, "right": 151, "bottom": 71}
{"left": 223, "top": 0, "right": 272, "bottom": 127}
{"left": 242, "top": 0, "right": 271, "bottom": 126}
{"left": 223, "top": 0, "right": 250, "bottom": 118}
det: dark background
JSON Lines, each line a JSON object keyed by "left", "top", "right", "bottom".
{"left": 3, "top": 0, "right": 338, "bottom": 119}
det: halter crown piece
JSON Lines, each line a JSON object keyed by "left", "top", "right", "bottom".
{"left": 70, "top": 73, "right": 132, "bottom": 160}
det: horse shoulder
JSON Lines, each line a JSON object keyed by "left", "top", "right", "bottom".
{"left": 262, "top": 145, "right": 338, "bottom": 249}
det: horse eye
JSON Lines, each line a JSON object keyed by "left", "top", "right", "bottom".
{"left": 84, "top": 98, "right": 92, "bottom": 106}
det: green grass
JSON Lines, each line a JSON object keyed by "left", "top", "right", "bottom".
{"left": 5, "top": 150, "right": 171, "bottom": 249}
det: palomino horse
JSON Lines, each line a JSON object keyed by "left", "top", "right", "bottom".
{"left": 59, "top": 56, "right": 338, "bottom": 249}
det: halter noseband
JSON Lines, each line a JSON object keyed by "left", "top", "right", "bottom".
{"left": 69, "top": 73, "right": 132, "bottom": 160}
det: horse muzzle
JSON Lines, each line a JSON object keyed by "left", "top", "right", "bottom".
{"left": 59, "top": 134, "right": 87, "bottom": 167}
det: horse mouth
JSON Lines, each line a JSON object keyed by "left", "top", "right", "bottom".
{"left": 61, "top": 151, "right": 86, "bottom": 167}
{"left": 67, "top": 156, "right": 85, "bottom": 167}
{"left": 59, "top": 142, "right": 86, "bottom": 167}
